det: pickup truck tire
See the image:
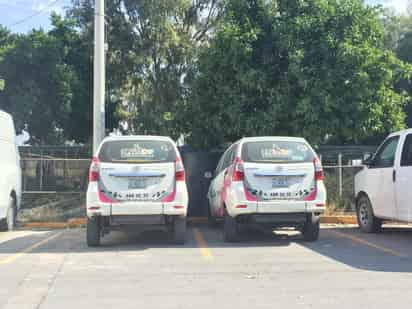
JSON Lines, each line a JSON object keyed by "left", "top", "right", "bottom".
{"left": 223, "top": 209, "right": 238, "bottom": 242}
{"left": 356, "top": 195, "right": 382, "bottom": 233}
{"left": 302, "top": 214, "right": 320, "bottom": 242}
{"left": 87, "top": 217, "right": 101, "bottom": 247}
{"left": 173, "top": 217, "right": 186, "bottom": 244}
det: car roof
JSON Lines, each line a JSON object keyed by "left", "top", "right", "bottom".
{"left": 102, "top": 135, "right": 175, "bottom": 143}
{"left": 236, "top": 136, "right": 308, "bottom": 144}
{"left": 388, "top": 128, "right": 412, "bottom": 137}
{"left": 0, "top": 109, "right": 12, "bottom": 120}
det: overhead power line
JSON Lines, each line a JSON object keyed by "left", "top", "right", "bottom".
{"left": 7, "top": 0, "right": 65, "bottom": 28}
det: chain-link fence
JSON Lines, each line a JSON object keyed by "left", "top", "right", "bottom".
{"left": 21, "top": 158, "right": 90, "bottom": 193}
{"left": 323, "top": 165, "right": 363, "bottom": 214}
{"left": 19, "top": 158, "right": 90, "bottom": 222}
{"left": 20, "top": 157, "right": 364, "bottom": 215}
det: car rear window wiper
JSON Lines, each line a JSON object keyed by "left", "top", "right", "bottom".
{"left": 110, "top": 159, "right": 164, "bottom": 163}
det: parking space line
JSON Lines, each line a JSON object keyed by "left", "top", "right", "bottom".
{"left": 329, "top": 230, "right": 407, "bottom": 258}
{"left": 0, "top": 232, "right": 62, "bottom": 265}
{"left": 192, "top": 228, "right": 213, "bottom": 261}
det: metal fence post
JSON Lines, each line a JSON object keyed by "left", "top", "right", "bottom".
{"left": 64, "top": 150, "right": 68, "bottom": 188}
{"left": 39, "top": 150, "right": 43, "bottom": 191}
{"left": 338, "top": 153, "right": 343, "bottom": 198}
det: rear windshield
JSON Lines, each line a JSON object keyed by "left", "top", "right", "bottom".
{"left": 241, "top": 141, "right": 315, "bottom": 163}
{"left": 99, "top": 140, "right": 176, "bottom": 163}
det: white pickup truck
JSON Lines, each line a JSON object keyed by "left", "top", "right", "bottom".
{"left": 354, "top": 129, "right": 412, "bottom": 232}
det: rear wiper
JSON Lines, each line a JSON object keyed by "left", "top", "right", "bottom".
{"left": 111, "top": 159, "right": 163, "bottom": 163}
{"left": 253, "top": 160, "right": 289, "bottom": 163}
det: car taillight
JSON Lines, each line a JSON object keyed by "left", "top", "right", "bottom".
{"left": 232, "top": 157, "right": 244, "bottom": 182}
{"left": 89, "top": 156, "right": 100, "bottom": 182}
{"left": 175, "top": 157, "right": 185, "bottom": 181}
{"left": 314, "top": 157, "right": 323, "bottom": 181}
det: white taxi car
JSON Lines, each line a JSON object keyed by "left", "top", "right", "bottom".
{"left": 86, "top": 136, "right": 188, "bottom": 246}
{"left": 207, "top": 137, "right": 326, "bottom": 242}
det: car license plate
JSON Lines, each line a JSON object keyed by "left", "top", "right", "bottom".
{"left": 128, "top": 178, "right": 148, "bottom": 189}
{"left": 272, "top": 176, "right": 289, "bottom": 188}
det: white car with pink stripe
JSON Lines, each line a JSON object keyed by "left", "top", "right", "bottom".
{"left": 207, "top": 137, "right": 326, "bottom": 242}
{"left": 86, "top": 136, "right": 188, "bottom": 246}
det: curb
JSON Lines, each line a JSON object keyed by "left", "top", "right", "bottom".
{"left": 20, "top": 215, "right": 358, "bottom": 229}
{"left": 320, "top": 215, "right": 357, "bottom": 225}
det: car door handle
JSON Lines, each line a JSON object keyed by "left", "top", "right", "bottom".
{"left": 393, "top": 170, "right": 396, "bottom": 182}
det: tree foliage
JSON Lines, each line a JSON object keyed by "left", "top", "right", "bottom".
{"left": 0, "top": 0, "right": 411, "bottom": 147}
{"left": 380, "top": 8, "right": 412, "bottom": 128}
{"left": 187, "top": 0, "right": 412, "bottom": 148}
{"left": 67, "top": 0, "right": 222, "bottom": 139}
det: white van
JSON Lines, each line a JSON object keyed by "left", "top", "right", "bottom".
{"left": 86, "top": 135, "right": 189, "bottom": 246}
{"left": 355, "top": 129, "right": 412, "bottom": 232}
{"left": 0, "top": 110, "right": 22, "bottom": 231}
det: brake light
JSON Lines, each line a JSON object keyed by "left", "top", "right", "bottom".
{"left": 314, "top": 157, "right": 323, "bottom": 181}
{"left": 175, "top": 157, "right": 185, "bottom": 181}
{"left": 89, "top": 156, "right": 100, "bottom": 182}
{"left": 232, "top": 157, "right": 244, "bottom": 182}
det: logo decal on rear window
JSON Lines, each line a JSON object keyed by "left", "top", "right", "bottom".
{"left": 261, "top": 144, "right": 291, "bottom": 159}
{"left": 120, "top": 144, "right": 155, "bottom": 159}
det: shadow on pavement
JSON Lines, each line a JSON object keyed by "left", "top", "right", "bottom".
{"left": 299, "top": 226, "right": 412, "bottom": 273}
{"left": 0, "top": 223, "right": 294, "bottom": 255}
{"left": 1, "top": 224, "right": 412, "bottom": 273}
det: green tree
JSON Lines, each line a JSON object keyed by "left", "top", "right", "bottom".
{"left": 0, "top": 26, "right": 77, "bottom": 143}
{"left": 68, "top": 0, "right": 222, "bottom": 139}
{"left": 0, "top": 27, "right": 15, "bottom": 92}
{"left": 49, "top": 14, "right": 93, "bottom": 143}
{"left": 380, "top": 8, "right": 412, "bottom": 51}
{"left": 396, "top": 30, "right": 412, "bottom": 127}
{"left": 187, "top": 0, "right": 412, "bottom": 149}
{"left": 380, "top": 9, "right": 412, "bottom": 128}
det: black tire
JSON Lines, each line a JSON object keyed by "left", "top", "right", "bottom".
{"left": 173, "top": 216, "right": 186, "bottom": 244}
{"left": 6, "top": 197, "right": 16, "bottom": 231}
{"left": 207, "top": 201, "right": 217, "bottom": 227}
{"left": 302, "top": 214, "right": 320, "bottom": 242}
{"left": 87, "top": 217, "right": 101, "bottom": 247}
{"left": 223, "top": 209, "right": 238, "bottom": 242}
{"left": 0, "top": 197, "right": 16, "bottom": 231}
{"left": 356, "top": 195, "right": 382, "bottom": 233}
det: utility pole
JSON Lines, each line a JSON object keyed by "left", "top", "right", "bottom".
{"left": 93, "top": 0, "right": 105, "bottom": 153}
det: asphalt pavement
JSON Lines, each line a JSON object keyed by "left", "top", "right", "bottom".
{"left": 1, "top": 223, "right": 412, "bottom": 309}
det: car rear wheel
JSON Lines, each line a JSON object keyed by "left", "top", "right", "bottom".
{"left": 6, "top": 197, "right": 16, "bottom": 231}
{"left": 207, "top": 201, "right": 217, "bottom": 226}
{"left": 223, "top": 209, "right": 238, "bottom": 242}
{"left": 302, "top": 214, "right": 320, "bottom": 242}
{"left": 87, "top": 217, "right": 101, "bottom": 247}
{"left": 173, "top": 216, "right": 186, "bottom": 244}
{"left": 0, "top": 197, "right": 16, "bottom": 231}
{"left": 356, "top": 195, "right": 382, "bottom": 233}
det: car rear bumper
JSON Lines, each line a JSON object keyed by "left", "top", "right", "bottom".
{"left": 86, "top": 202, "right": 188, "bottom": 217}
{"left": 227, "top": 200, "right": 325, "bottom": 217}
{"left": 237, "top": 212, "right": 315, "bottom": 225}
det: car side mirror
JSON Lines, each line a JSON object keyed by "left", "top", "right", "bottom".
{"left": 362, "top": 154, "right": 373, "bottom": 166}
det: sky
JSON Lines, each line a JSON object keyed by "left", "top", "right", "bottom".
{"left": 0, "top": 0, "right": 410, "bottom": 34}
{"left": 0, "top": 0, "right": 71, "bottom": 33}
